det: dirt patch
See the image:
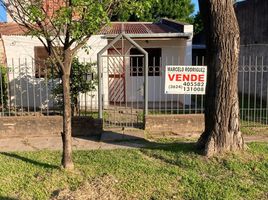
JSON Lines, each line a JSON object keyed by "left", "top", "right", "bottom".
{"left": 51, "top": 175, "right": 128, "bottom": 200}
{"left": 244, "top": 135, "right": 268, "bottom": 143}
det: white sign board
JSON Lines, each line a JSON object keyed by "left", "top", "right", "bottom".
{"left": 165, "top": 65, "right": 207, "bottom": 95}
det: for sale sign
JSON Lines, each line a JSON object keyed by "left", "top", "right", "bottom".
{"left": 165, "top": 66, "right": 207, "bottom": 95}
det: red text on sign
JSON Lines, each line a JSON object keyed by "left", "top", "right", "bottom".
{"left": 168, "top": 74, "right": 204, "bottom": 82}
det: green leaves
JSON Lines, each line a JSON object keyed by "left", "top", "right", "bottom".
{"left": 26, "top": 4, "right": 46, "bottom": 23}
{"left": 114, "top": 0, "right": 194, "bottom": 23}
{"left": 0, "top": 65, "right": 8, "bottom": 107}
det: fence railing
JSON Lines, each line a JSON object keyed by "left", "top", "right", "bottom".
{"left": 0, "top": 58, "right": 98, "bottom": 117}
{"left": 1, "top": 56, "right": 268, "bottom": 128}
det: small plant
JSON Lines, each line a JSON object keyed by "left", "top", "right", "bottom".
{"left": 0, "top": 65, "right": 8, "bottom": 110}
{"left": 52, "top": 58, "right": 97, "bottom": 115}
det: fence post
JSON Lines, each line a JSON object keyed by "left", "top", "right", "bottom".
{"left": 97, "top": 54, "right": 103, "bottom": 119}
{"left": 144, "top": 53, "right": 148, "bottom": 116}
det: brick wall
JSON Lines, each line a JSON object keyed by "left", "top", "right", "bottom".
{"left": 145, "top": 114, "right": 204, "bottom": 136}
{"left": 43, "top": 0, "right": 65, "bottom": 18}
{"left": 0, "top": 116, "right": 102, "bottom": 138}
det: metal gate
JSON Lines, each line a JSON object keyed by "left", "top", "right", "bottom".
{"left": 97, "top": 33, "right": 148, "bottom": 129}
{"left": 107, "top": 48, "right": 126, "bottom": 103}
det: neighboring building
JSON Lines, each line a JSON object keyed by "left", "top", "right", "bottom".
{"left": 0, "top": 19, "right": 193, "bottom": 111}
{"left": 193, "top": 0, "right": 268, "bottom": 63}
{"left": 192, "top": 31, "right": 206, "bottom": 66}
{"left": 235, "top": 0, "right": 268, "bottom": 64}
{"left": 192, "top": 0, "right": 268, "bottom": 100}
{"left": 234, "top": 0, "right": 268, "bottom": 101}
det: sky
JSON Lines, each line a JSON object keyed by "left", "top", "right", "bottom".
{"left": 192, "top": 0, "right": 199, "bottom": 15}
{"left": 0, "top": 1, "right": 200, "bottom": 22}
{"left": 0, "top": 4, "right": 6, "bottom": 22}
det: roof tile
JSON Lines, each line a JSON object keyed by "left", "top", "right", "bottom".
{"left": 0, "top": 23, "right": 27, "bottom": 35}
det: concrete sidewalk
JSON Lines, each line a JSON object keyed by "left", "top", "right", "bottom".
{"left": 0, "top": 136, "right": 151, "bottom": 152}
{"left": 0, "top": 131, "right": 267, "bottom": 152}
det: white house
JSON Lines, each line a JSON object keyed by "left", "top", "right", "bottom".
{"left": 0, "top": 19, "right": 193, "bottom": 113}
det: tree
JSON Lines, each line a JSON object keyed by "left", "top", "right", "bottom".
{"left": 1, "top": 0, "right": 127, "bottom": 170}
{"left": 193, "top": 12, "right": 204, "bottom": 35}
{"left": 114, "top": 0, "right": 194, "bottom": 23}
{"left": 197, "top": 0, "right": 245, "bottom": 156}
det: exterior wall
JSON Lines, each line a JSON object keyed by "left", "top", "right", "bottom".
{"left": 145, "top": 114, "right": 204, "bottom": 136}
{"left": 235, "top": 0, "right": 268, "bottom": 99}
{"left": 2, "top": 35, "right": 107, "bottom": 110}
{"left": 0, "top": 116, "right": 102, "bottom": 138}
{"left": 235, "top": 0, "right": 268, "bottom": 64}
{"left": 235, "top": 0, "right": 268, "bottom": 46}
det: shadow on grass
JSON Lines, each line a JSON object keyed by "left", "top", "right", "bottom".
{"left": 145, "top": 141, "right": 200, "bottom": 154}
{"left": 0, "top": 196, "right": 18, "bottom": 200}
{"left": 77, "top": 130, "right": 201, "bottom": 169}
{"left": 0, "top": 152, "right": 59, "bottom": 169}
{"left": 77, "top": 130, "right": 201, "bottom": 155}
{"left": 139, "top": 142, "right": 202, "bottom": 167}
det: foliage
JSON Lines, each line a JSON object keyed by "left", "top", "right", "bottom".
{"left": 114, "top": 0, "right": 195, "bottom": 23}
{"left": 0, "top": 142, "right": 267, "bottom": 199}
{"left": 52, "top": 58, "right": 97, "bottom": 112}
{"left": 193, "top": 12, "right": 204, "bottom": 35}
{"left": 0, "top": 65, "right": 8, "bottom": 107}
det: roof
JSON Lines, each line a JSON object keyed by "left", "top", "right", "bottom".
{"left": 0, "top": 23, "right": 27, "bottom": 36}
{"left": 101, "top": 22, "right": 178, "bottom": 35}
{"left": 101, "top": 19, "right": 192, "bottom": 38}
{"left": 0, "top": 19, "right": 192, "bottom": 39}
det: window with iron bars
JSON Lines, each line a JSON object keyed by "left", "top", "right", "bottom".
{"left": 130, "top": 48, "right": 161, "bottom": 76}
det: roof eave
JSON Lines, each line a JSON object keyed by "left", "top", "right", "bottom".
{"left": 101, "top": 33, "right": 192, "bottom": 39}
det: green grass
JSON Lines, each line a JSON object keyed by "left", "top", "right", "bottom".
{"left": 241, "top": 126, "right": 268, "bottom": 136}
{"left": 0, "top": 142, "right": 268, "bottom": 200}
{"left": 240, "top": 120, "right": 268, "bottom": 135}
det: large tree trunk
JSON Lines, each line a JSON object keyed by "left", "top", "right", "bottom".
{"left": 197, "top": 0, "right": 245, "bottom": 156}
{"left": 61, "top": 55, "right": 74, "bottom": 170}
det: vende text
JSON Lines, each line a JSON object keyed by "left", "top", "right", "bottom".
{"left": 168, "top": 74, "right": 205, "bottom": 82}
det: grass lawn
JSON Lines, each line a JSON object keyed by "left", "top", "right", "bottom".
{"left": 0, "top": 142, "right": 267, "bottom": 200}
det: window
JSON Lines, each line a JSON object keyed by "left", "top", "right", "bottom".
{"left": 34, "top": 46, "right": 61, "bottom": 78}
{"left": 34, "top": 46, "right": 49, "bottom": 78}
{"left": 130, "top": 48, "right": 161, "bottom": 76}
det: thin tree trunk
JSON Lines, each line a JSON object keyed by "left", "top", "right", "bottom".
{"left": 61, "top": 64, "right": 74, "bottom": 170}
{"left": 197, "top": 0, "right": 245, "bottom": 156}
{"left": 71, "top": 97, "right": 79, "bottom": 117}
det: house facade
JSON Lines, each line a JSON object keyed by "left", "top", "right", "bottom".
{"left": 234, "top": 0, "right": 268, "bottom": 101}
{"left": 0, "top": 19, "right": 193, "bottom": 112}
{"left": 192, "top": 0, "right": 268, "bottom": 101}
{"left": 235, "top": 0, "right": 268, "bottom": 64}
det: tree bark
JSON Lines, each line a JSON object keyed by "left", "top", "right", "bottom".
{"left": 61, "top": 53, "right": 74, "bottom": 170}
{"left": 197, "top": 0, "right": 245, "bottom": 156}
